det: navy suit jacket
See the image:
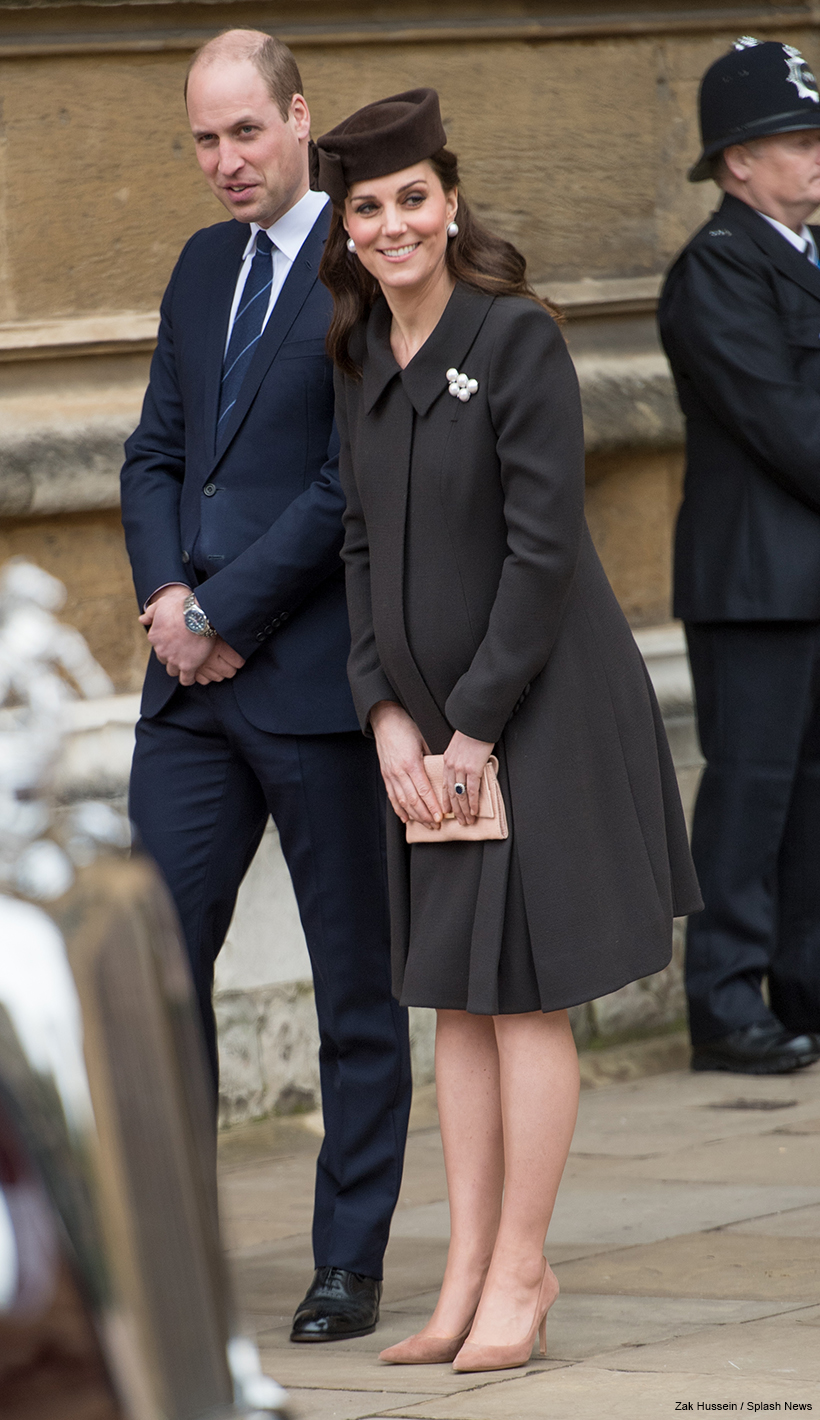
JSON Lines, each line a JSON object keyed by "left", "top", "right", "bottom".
{"left": 121, "top": 204, "right": 359, "bottom": 734}
{"left": 659, "top": 192, "right": 820, "bottom": 623}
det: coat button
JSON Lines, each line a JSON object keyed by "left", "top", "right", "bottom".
{"left": 256, "top": 631, "right": 266, "bottom": 642}
{"left": 203, "top": 483, "right": 217, "bottom": 497}
{"left": 181, "top": 550, "right": 190, "bottom": 564}
{"left": 280, "top": 611, "right": 289, "bottom": 623}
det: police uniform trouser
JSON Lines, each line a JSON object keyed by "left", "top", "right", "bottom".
{"left": 129, "top": 676, "right": 412, "bottom": 1280}
{"left": 685, "top": 620, "right": 820, "bottom": 1044}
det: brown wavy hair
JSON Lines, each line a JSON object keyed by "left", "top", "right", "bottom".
{"left": 319, "top": 148, "right": 560, "bottom": 377}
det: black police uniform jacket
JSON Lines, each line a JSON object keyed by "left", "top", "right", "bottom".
{"left": 336, "top": 282, "right": 701, "bottom": 1009}
{"left": 659, "top": 191, "right": 820, "bottom": 621}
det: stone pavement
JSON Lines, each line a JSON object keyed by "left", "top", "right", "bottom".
{"left": 218, "top": 1038, "right": 820, "bottom": 1420}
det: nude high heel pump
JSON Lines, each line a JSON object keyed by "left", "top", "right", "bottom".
{"left": 379, "top": 1320, "right": 474, "bottom": 1365}
{"left": 451, "top": 1260, "right": 558, "bottom": 1374}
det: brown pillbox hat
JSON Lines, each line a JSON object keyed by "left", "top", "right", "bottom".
{"left": 314, "top": 88, "right": 447, "bottom": 203}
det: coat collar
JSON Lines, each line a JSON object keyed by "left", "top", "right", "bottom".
{"left": 362, "top": 281, "right": 495, "bottom": 416}
{"left": 717, "top": 192, "right": 820, "bottom": 302}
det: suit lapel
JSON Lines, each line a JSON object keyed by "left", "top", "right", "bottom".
{"left": 210, "top": 207, "right": 330, "bottom": 470}
{"left": 719, "top": 193, "right": 820, "bottom": 303}
{"left": 203, "top": 222, "right": 250, "bottom": 461}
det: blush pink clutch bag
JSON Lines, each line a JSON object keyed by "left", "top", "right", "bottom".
{"left": 406, "top": 754, "right": 509, "bottom": 843}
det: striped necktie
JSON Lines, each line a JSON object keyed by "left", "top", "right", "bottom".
{"left": 216, "top": 230, "right": 274, "bottom": 449}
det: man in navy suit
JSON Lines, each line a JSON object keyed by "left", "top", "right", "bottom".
{"left": 120, "top": 29, "right": 411, "bottom": 1342}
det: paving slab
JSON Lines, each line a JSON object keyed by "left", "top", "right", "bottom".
{"left": 282, "top": 1389, "right": 439, "bottom": 1419}
{"left": 542, "top": 1294, "right": 801, "bottom": 1360}
{"left": 554, "top": 1230, "right": 820, "bottom": 1300}
{"left": 725, "top": 1203, "right": 820, "bottom": 1237}
{"left": 608, "top": 1128, "right": 820, "bottom": 1185}
{"left": 547, "top": 1181, "right": 820, "bottom": 1245}
{"left": 568, "top": 1066, "right": 820, "bottom": 1157}
{"left": 220, "top": 1153, "right": 318, "bottom": 1249}
{"left": 580, "top": 1307, "right": 820, "bottom": 1379}
{"left": 370, "top": 1366, "right": 818, "bottom": 1419}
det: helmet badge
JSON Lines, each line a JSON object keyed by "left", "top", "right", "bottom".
{"left": 783, "top": 44, "right": 820, "bottom": 103}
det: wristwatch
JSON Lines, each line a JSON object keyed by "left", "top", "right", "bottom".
{"left": 183, "top": 592, "right": 218, "bottom": 639}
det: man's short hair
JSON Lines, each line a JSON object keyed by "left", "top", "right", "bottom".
{"left": 185, "top": 30, "right": 304, "bottom": 120}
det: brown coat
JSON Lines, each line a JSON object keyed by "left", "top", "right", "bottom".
{"left": 336, "top": 281, "right": 701, "bottom": 1010}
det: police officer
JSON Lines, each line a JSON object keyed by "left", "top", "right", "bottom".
{"left": 659, "top": 38, "right": 820, "bottom": 1073}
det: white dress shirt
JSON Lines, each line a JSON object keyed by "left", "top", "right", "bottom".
{"left": 148, "top": 188, "right": 329, "bottom": 611}
{"left": 225, "top": 187, "right": 329, "bottom": 350}
{"left": 758, "top": 211, "right": 819, "bottom": 265}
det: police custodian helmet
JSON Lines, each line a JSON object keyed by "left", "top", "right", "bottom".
{"left": 689, "top": 37, "right": 820, "bottom": 181}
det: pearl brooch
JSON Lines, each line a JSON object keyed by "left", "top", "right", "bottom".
{"left": 446, "top": 368, "right": 479, "bottom": 402}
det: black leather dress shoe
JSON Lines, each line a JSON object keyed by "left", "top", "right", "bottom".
{"left": 290, "top": 1268, "right": 382, "bottom": 1342}
{"left": 691, "top": 1021, "right": 820, "bottom": 1075}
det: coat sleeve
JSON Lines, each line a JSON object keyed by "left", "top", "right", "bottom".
{"left": 336, "top": 373, "right": 399, "bottom": 731}
{"left": 120, "top": 248, "right": 191, "bottom": 611}
{"left": 659, "top": 238, "right": 820, "bottom": 514}
{"left": 445, "top": 305, "right": 586, "bottom": 744}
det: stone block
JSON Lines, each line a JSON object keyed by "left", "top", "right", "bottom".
{"left": 216, "top": 983, "right": 321, "bottom": 1130}
{"left": 589, "top": 923, "right": 687, "bottom": 1043}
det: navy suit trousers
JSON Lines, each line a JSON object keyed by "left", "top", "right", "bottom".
{"left": 685, "top": 621, "right": 820, "bottom": 1044}
{"left": 129, "top": 678, "right": 411, "bottom": 1277}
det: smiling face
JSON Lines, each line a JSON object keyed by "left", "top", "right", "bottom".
{"left": 186, "top": 58, "right": 310, "bottom": 227}
{"left": 723, "top": 129, "right": 820, "bottom": 229}
{"left": 343, "top": 162, "right": 458, "bottom": 296}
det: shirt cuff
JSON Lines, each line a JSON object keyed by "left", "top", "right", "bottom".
{"left": 144, "top": 582, "right": 189, "bottom": 612}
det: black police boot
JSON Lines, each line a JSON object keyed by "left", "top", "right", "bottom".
{"left": 691, "top": 1021, "right": 820, "bottom": 1074}
{"left": 290, "top": 1267, "right": 382, "bottom": 1342}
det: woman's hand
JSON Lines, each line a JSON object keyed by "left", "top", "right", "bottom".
{"left": 443, "top": 730, "right": 495, "bottom": 826}
{"left": 370, "top": 701, "right": 442, "bottom": 828}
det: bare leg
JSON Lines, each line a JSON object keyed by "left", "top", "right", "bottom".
{"left": 415, "top": 1009, "right": 504, "bottom": 1338}
{"left": 466, "top": 1008, "right": 579, "bottom": 1348}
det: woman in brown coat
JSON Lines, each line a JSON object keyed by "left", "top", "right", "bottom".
{"left": 316, "top": 90, "right": 701, "bottom": 1372}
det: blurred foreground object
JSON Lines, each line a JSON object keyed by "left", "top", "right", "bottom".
{"left": 0, "top": 558, "right": 286, "bottom": 1417}
{"left": 0, "top": 557, "right": 118, "bottom": 901}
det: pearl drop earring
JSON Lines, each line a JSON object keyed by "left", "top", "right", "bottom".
{"left": 447, "top": 221, "right": 459, "bottom": 239}
{"left": 346, "top": 237, "right": 356, "bottom": 253}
